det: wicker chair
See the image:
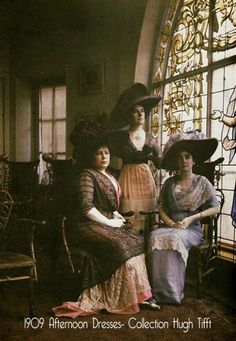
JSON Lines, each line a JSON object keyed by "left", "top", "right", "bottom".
{"left": 0, "top": 156, "right": 39, "bottom": 218}
{"left": 140, "top": 157, "right": 225, "bottom": 299}
{"left": 0, "top": 190, "right": 45, "bottom": 316}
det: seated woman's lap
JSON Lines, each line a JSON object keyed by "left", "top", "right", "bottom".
{"left": 150, "top": 226, "right": 202, "bottom": 250}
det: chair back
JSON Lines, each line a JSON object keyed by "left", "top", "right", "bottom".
{"left": 0, "top": 191, "right": 13, "bottom": 243}
{"left": 0, "top": 157, "right": 40, "bottom": 218}
{"left": 42, "top": 154, "right": 75, "bottom": 215}
{"left": 4, "top": 218, "right": 36, "bottom": 256}
{"left": 0, "top": 159, "right": 39, "bottom": 200}
{"left": 193, "top": 157, "right": 224, "bottom": 185}
{"left": 193, "top": 158, "right": 224, "bottom": 244}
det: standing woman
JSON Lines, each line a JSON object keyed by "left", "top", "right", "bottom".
{"left": 52, "top": 118, "right": 160, "bottom": 317}
{"left": 108, "top": 83, "right": 162, "bottom": 233}
{"left": 147, "top": 130, "right": 220, "bottom": 305}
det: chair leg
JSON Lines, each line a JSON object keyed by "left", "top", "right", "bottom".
{"left": 29, "top": 268, "right": 37, "bottom": 317}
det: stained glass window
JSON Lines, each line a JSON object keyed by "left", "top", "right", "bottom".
{"left": 152, "top": 0, "right": 236, "bottom": 261}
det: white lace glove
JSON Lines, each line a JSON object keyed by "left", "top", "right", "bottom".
{"left": 85, "top": 207, "right": 125, "bottom": 228}
{"left": 113, "top": 211, "right": 126, "bottom": 222}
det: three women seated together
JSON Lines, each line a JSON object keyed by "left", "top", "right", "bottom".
{"left": 52, "top": 83, "right": 220, "bottom": 318}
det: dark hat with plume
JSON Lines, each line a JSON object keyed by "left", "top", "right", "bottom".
{"left": 109, "top": 83, "right": 162, "bottom": 129}
{"left": 70, "top": 113, "right": 110, "bottom": 168}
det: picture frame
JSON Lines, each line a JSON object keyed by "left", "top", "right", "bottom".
{"left": 79, "top": 63, "right": 104, "bottom": 94}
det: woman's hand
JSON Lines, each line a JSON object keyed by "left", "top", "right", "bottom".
{"left": 85, "top": 207, "right": 125, "bottom": 228}
{"left": 108, "top": 218, "right": 125, "bottom": 228}
{"left": 172, "top": 221, "right": 184, "bottom": 229}
{"left": 177, "top": 216, "right": 194, "bottom": 229}
{"left": 113, "top": 211, "right": 126, "bottom": 222}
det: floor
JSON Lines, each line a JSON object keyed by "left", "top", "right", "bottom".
{"left": 1, "top": 232, "right": 236, "bottom": 341}
{"left": 1, "top": 277, "right": 236, "bottom": 341}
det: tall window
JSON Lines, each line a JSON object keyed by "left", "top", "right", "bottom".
{"left": 39, "top": 85, "right": 66, "bottom": 179}
{"left": 152, "top": 0, "right": 236, "bottom": 262}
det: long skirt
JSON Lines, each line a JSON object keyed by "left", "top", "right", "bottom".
{"left": 118, "top": 163, "right": 158, "bottom": 233}
{"left": 52, "top": 254, "right": 151, "bottom": 317}
{"left": 147, "top": 226, "right": 203, "bottom": 304}
{"left": 147, "top": 249, "right": 185, "bottom": 304}
{"left": 74, "top": 222, "right": 146, "bottom": 289}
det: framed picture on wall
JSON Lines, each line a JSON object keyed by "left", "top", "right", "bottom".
{"left": 79, "top": 63, "right": 104, "bottom": 94}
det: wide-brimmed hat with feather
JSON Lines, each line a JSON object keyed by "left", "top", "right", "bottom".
{"left": 109, "top": 83, "right": 162, "bottom": 129}
{"left": 160, "top": 130, "right": 218, "bottom": 171}
{"left": 69, "top": 113, "right": 110, "bottom": 169}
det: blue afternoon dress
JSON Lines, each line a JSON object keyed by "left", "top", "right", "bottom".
{"left": 147, "top": 174, "right": 219, "bottom": 304}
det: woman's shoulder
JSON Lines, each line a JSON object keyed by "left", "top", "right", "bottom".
{"left": 193, "top": 174, "right": 216, "bottom": 192}
{"left": 78, "top": 168, "right": 97, "bottom": 180}
{"left": 83, "top": 167, "right": 100, "bottom": 174}
{"left": 162, "top": 175, "right": 176, "bottom": 187}
{"left": 194, "top": 174, "right": 212, "bottom": 185}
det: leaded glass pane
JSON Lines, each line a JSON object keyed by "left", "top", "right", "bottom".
{"left": 162, "top": 72, "right": 208, "bottom": 137}
{"left": 212, "top": 68, "right": 224, "bottom": 92}
{"left": 225, "top": 64, "right": 236, "bottom": 89}
{"left": 212, "top": 0, "right": 236, "bottom": 61}
{"left": 219, "top": 216, "right": 234, "bottom": 245}
{"left": 166, "top": 1, "right": 210, "bottom": 78}
{"left": 153, "top": 0, "right": 179, "bottom": 83}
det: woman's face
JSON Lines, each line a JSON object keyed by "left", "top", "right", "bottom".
{"left": 93, "top": 147, "right": 110, "bottom": 171}
{"left": 130, "top": 105, "right": 145, "bottom": 126}
{"left": 177, "top": 150, "right": 195, "bottom": 172}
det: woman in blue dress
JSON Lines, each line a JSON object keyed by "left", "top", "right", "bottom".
{"left": 147, "top": 130, "right": 220, "bottom": 305}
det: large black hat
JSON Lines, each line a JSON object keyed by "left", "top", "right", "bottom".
{"left": 160, "top": 130, "right": 218, "bottom": 171}
{"left": 109, "top": 83, "right": 162, "bottom": 129}
{"left": 69, "top": 113, "right": 110, "bottom": 168}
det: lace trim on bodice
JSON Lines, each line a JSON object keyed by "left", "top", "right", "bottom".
{"left": 148, "top": 233, "right": 188, "bottom": 265}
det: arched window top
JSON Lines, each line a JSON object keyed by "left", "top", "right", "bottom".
{"left": 152, "top": 0, "right": 236, "bottom": 139}
{"left": 153, "top": 0, "right": 236, "bottom": 86}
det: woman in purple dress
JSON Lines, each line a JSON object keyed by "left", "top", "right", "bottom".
{"left": 147, "top": 130, "right": 220, "bottom": 305}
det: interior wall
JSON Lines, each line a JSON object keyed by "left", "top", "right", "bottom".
{"left": 135, "top": 0, "right": 169, "bottom": 87}
{"left": 15, "top": 79, "right": 32, "bottom": 161}
{"left": 10, "top": 0, "right": 149, "bottom": 159}
{"left": 0, "top": 31, "right": 10, "bottom": 156}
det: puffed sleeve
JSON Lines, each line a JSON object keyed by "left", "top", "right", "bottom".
{"left": 199, "top": 177, "right": 219, "bottom": 210}
{"left": 77, "top": 171, "right": 95, "bottom": 215}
